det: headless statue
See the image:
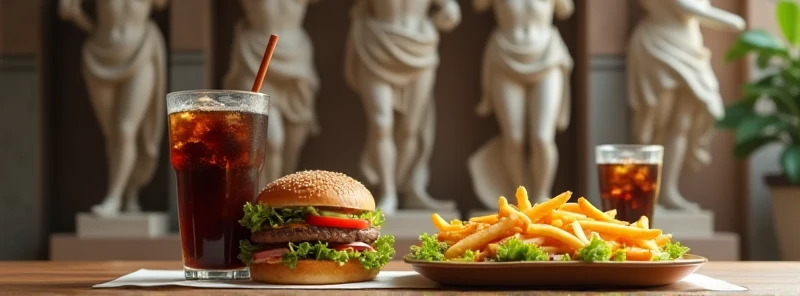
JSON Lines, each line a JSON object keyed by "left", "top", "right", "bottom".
{"left": 469, "top": 0, "right": 573, "bottom": 208}
{"left": 344, "top": 0, "right": 461, "bottom": 214}
{"left": 223, "top": 0, "right": 321, "bottom": 189}
{"left": 628, "top": 0, "right": 745, "bottom": 211}
{"left": 59, "top": 0, "right": 168, "bottom": 217}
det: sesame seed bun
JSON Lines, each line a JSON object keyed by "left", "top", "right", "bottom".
{"left": 250, "top": 260, "right": 379, "bottom": 285}
{"left": 256, "top": 170, "right": 375, "bottom": 212}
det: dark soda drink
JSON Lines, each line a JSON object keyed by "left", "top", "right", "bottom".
{"left": 597, "top": 163, "right": 661, "bottom": 224}
{"left": 168, "top": 109, "right": 268, "bottom": 270}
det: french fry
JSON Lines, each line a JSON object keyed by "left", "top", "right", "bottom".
{"left": 552, "top": 210, "right": 589, "bottom": 224}
{"left": 498, "top": 196, "right": 512, "bottom": 218}
{"left": 623, "top": 238, "right": 660, "bottom": 251}
{"left": 526, "top": 223, "right": 586, "bottom": 251}
{"left": 634, "top": 216, "right": 650, "bottom": 229}
{"left": 577, "top": 220, "right": 662, "bottom": 240}
{"left": 445, "top": 218, "right": 519, "bottom": 259}
{"left": 577, "top": 197, "right": 627, "bottom": 225}
{"left": 515, "top": 186, "right": 533, "bottom": 211}
{"left": 655, "top": 234, "right": 672, "bottom": 247}
{"left": 432, "top": 213, "right": 462, "bottom": 232}
{"left": 437, "top": 223, "right": 479, "bottom": 245}
{"left": 522, "top": 191, "right": 572, "bottom": 222}
{"left": 625, "top": 247, "right": 655, "bottom": 261}
{"left": 570, "top": 222, "right": 590, "bottom": 245}
{"left": 522, "top": 237, "right": 546, "bottom": 245}
{"left": 558, "top": 202, "right": 581, "bottom": 213}
{"left": 470, "top": 214, "right": 498, "bottom": 224}
{"left": 501, "top": 200, "right": 533, "bottom": 228}
{"left": 605, "top": 209, "right": 618, "bottom": 219}
{"left": 423, "top": 187, "right": 687, "bottom": 263}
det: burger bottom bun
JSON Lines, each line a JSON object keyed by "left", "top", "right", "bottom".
{"left": 250, "top": 260, "right": 380, "bottom": 285}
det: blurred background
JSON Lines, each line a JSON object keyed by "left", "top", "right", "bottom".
{"left": 0, "top": 0, "right": 792, "bottom": 262}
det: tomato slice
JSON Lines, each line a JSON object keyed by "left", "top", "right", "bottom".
{"left": 306, "top": 213, "right": 369, "bottom": 229}
{"left": 333, "top": 242, "right": 375, "bottom": 252}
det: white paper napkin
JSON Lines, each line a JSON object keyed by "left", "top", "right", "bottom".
{"left": 93, "top": 270, "right": 747, "bottom": 291}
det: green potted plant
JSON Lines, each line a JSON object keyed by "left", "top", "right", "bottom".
{"left": 719, "top": 0, "right": 800, "bottom": 260}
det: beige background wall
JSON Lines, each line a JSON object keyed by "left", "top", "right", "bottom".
{"left": 743, "top": 0, "right": 782, "bottom": 261}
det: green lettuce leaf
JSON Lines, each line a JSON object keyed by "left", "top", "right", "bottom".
{"left": 281, "top": 234, "right": 396, "bottom": 270}
{"left": 408, "top": 233, "right": 449, "bottom": 261}
{"left": 454, "top": 250, "right": 477, "bottom": 262}
{"left": 613, "top": 248, "right": 626, "bottom": 262}
{"left": 237, "top": 239, "right": 264, "bottom": 266}
{"left": 495, "top": 238, "right": 549, "bottom": 262}
{"left": 238, "top": 203, "right": 386, "bottom": 232}
{"left": 653, "top": 241, "right": 690, "bottom": 261}
{"left": 238, "top": 203, "right": 313, "bottom": 232}
{"left": 576, "top": 235, "right": 612, "bottom": 262}
{"left": 561, "top": 253, "right": 572, "bottom": 261}
{"left": 356, "top": 208, "right": 386, "bottom": 229}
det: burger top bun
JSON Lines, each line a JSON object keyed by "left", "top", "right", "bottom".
{"left": 257, "top": 170, "right": 375, "bottom": 212}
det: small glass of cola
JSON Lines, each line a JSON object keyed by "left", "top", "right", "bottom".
{"left": 595, "top": 144, "right": 664, "bottom": 224}
{"left": 167, "top": 90, "right": 269, "bottom": 280}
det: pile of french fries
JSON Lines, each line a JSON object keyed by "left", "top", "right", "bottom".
{"left": 431, "top": 187, "right": 675, "bottom": 262}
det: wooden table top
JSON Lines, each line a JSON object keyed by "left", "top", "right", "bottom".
{"left": 1, "top": 261, "right": 798, "bottom": 295}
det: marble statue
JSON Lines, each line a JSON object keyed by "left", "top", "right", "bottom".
{"left": 223, "top": 0, "right": 321, "bottom": 189}
{"left": 468, "top": 0, "right": 574, "bottom": 209}
{"left": 628, "top": 0, "right": 745, "bottom": 211}
{"left": 59, "top": 0, "right": 168, "bottom": 217}
{"left": 344, "top": 0, "right": 461, "bottom": 214}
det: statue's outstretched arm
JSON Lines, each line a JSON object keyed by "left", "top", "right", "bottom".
{"left": 433, "top": 0, "right": 461, "bottom": 32}
{"left": 59, "top": 0, "right": 93, "bottom": 32}
{"left": 675, "top": 0, "right": 745, "bottom": 32}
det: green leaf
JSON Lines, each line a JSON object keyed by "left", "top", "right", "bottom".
{"left": 725, "top": 30, "right": 788, "bottom": 62}
{"left": 408, "top": 233, "right": 449, "bottom": 261}
{"left": 777, "top": 0, "right": 800, "bottom": 45}
{"left": 718, "top": 99, "right": 756, "bottom": 129}
{"left": 736, "top": 116, "right": 789, "bottom": 144}
{"left": 734, "top": 135, "right": 781, "bottom": 158}
{"left": 280, "top": 235, "right": 396, "bottom": 270}
{"left": 780, "top": 145, "right": 800, "bottom": 184}
{"left": 494, "top": 237, "right": 549, "bottom": 262}
{"left": 576, "top": 234, "right": 611, "bottom": 262}
{"left": 757, "top": 52, "right": 775, "bottom": 69}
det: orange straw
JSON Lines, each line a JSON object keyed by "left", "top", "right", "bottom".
{"left": 251, "top": 34, "right": 280, "bottom": 93}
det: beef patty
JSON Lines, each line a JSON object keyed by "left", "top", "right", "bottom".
{"left": 251, "top": 225, "right": 380, "bottom": 248}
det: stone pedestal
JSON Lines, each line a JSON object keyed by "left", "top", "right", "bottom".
{"left": 50, "top": 233, "right": 181, "bottom": 261}
{"left": 76, "top": 212, "right": 169, "bottom": 238}
{"left": 651, "top": 207, "right": 714, "bottom": 237}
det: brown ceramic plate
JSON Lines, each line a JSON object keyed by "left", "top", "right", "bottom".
{"left": 404, "top": 254, "right": 707, "bottom": 288}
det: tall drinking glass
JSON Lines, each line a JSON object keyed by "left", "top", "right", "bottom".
{"left": 167, "top": 90, "right": 269, "bottom": 280}
{"left": 596, "top": 144, "right": 664, "bottom": 224}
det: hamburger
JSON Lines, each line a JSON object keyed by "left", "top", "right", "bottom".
{"left": 237, "top": 170, "right": 395, "bottom": 284}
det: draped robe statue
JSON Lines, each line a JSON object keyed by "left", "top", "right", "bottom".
{"left": 59, "top": 0, "right": 168, "bottom": 217}
{"left": 222, "top": 0, "right": 321, "bottom": 189}
{"left": 469, "top": 0, "right": 574, "bottom": 208}
{"left": 344, "top": 0, "right": 461, "bottom": 214}
{"left": 628, "top": 0, "right": 745, "bottom": 211}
